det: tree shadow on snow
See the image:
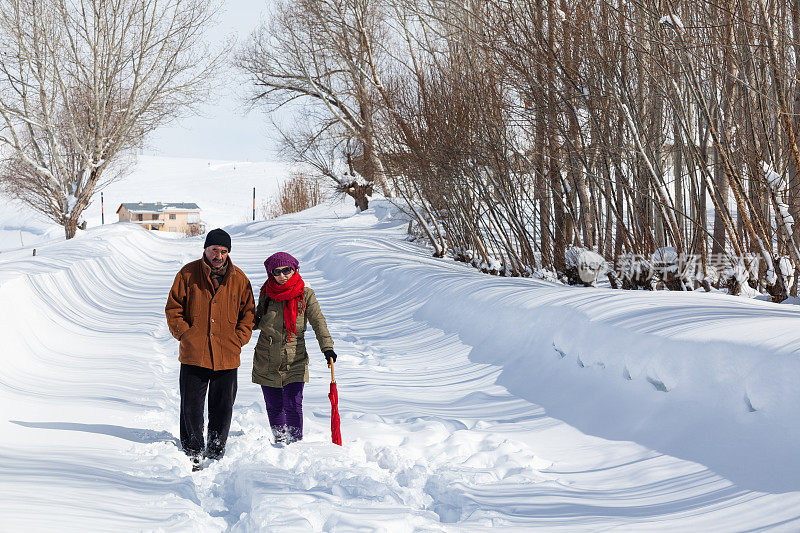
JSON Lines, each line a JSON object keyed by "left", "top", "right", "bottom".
{"left": 11, "top": 420, "right": 179, "bottom": 446}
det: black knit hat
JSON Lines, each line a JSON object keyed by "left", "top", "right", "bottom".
{"left": 203, "top": 228, "right": 231, "bottom": 251}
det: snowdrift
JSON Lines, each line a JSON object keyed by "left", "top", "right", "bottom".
{"left": 1, "top": 195, "right": 798, "bottom": 530}
{"left": 246, "top": 198, "right": 800, "bottom": 493}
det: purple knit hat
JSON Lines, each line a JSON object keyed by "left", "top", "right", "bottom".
{"left": 264, "top": 251, "right": 299, "bottom": 275}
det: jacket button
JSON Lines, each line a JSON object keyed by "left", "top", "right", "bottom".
{"left": 211, "top": 318, "right": 215, "bottom": 323}
{"left": 210, "top": 333, "right": 214, "bottom": 338}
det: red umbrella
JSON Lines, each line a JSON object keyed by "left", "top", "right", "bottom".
{"left": 328, "top": 362, "right": 342, "bottom": 446}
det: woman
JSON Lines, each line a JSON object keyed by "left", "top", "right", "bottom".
{"left": 252, "top": 252, "right": 336, "bottom": 444}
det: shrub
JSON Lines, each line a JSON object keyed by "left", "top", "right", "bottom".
{"left": 263, "top": 171, "right": 324, "bottom": 219}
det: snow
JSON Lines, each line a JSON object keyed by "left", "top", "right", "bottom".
{"left": 764, "top": 161, "right": 785, "bottom": 190}
{"left": 763, "top": 162, "right": 796, "bottom": 252}
{"left": 1, "top": 161, "right": 800, "bottom": 529}
{"left": 565, "top": 246, "right": 606, "bottom": 284}
{"left": 777, "top": 201, "right": 795, "bottom": 240}
{"left": 65, "top": 192, "right": 78, "bottom": 215}
{"left": 653, "top": 246, "right": 679, "bottom": 265}
{"left": 659, "top": 14, "right": 685, "bottom": 32}
{"left": 0, "top": 155, "right": 292, "bottom": 252}
{"left": 349, "top": 171, "right": 371, "bottom": 188}
{"left": 777, "top": 202, "right": 794, "bottom": 225}
{"left": 0, "top": 201, "right": 64, "bottom": 252}
{"left": 87, "top": 156, "right": 293, "bottom": 229}
{"left": 765, "top": 265, "right": 778, "bottom": 286}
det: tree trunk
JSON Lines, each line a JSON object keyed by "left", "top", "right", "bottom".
{"left": 537, "top": 147, "right": 552, "bottom": 269}
{"left": 791, "top": 0, "right": 800, "bottom": 257}
{"left": 673, "top": 83, "right": 685, "bottom": 244}
{"left": 64, "top": 216, "right": 79, "bottom": 239}
{"left": 550, "top": 145, "right": 567, "bottom": 272}
{"left": 711, "top": 146, "right": 729, "bottom": 256}
{"left": 348, "top": 183, "right": 371, "bottom": 211}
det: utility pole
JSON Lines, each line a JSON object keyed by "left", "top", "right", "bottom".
{"left": 101, "top": 192, "right": 105, "bottom": 224}
{"left": 253, "top": 187, "right": 256, "bottom": 221}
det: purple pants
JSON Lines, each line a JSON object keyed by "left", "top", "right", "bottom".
{"left": 261, "top": 382, "right": 305, "bottom": 442}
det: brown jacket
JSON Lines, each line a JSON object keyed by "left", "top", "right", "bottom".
{"left": 165, "top": 257, "right": 255, "bottom": 370}
{"left": 252, "top": 287, "right": 333, "bottom": 387}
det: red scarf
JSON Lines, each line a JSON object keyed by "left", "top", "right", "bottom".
{"left": 261, "top": 272, "right": 305, "bottom": 342}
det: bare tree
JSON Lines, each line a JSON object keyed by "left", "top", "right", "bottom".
{"left": 237, "top": 0, "right": 390, "bottom": 210}
{"left": 0, "top": 0, "right": 221, "bottom": 238}
{"left": 234, "top": 0, "right": 800, "bottom": 301}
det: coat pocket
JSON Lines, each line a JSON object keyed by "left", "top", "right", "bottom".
{"left": 253, "top": 333, "right": 278, "bottom": 376}
{"left": 179, "top": 321, "right": 201, "bottom": 357}
{"left": 178, "top": 321, "right": 195, "bottom": 340}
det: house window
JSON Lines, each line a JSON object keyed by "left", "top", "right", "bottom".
{"left": 137, "top": 214, "right": 143, "bottom": 221}
{"left": 152, "top": 214, "right": 159, "bottom": 220}
{"left": 169, "top": 213, "right": 176, "bottom": 220}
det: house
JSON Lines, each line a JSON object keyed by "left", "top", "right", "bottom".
{"left": 116, "top": 202, "right": 203, "bottom": 234}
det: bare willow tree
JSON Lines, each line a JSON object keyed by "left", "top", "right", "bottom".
{"left": 237, "top": 0, "right": 800, "bottom": 302}
{"left": 0, "top": 0, "right": 221, "bottom": 238}
{"left": 404, "top": 0, "right": 798, "bottom": 298}
{"left": 237, "top": 0, "right": 389, "bottom": 210}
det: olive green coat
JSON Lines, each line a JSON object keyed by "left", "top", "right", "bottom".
{"left": 252, "top": 287, "right": 334, "bottom": 388}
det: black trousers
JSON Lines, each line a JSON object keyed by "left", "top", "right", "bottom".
{"left": 179, "top": 363, "right": 238, "bottom": 459}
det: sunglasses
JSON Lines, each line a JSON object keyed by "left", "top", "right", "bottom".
{"left": 271, "top": 267, "right": 294, "bottom": 276}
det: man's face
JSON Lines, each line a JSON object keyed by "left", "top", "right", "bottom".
{"left": 204, "top": 245, "right": 229, "bottom": 268}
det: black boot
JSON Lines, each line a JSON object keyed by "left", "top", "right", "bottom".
{"left": 205, "top": 435, "right": 225, "bottom": 460}
{"left": 285, "top": 425, "right": 302, "bottom": 444}
{"left": 271, "top": 425, "right": 288, "bottom": 445}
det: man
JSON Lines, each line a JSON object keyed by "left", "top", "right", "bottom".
{"left": 165, "top": 228, "right": 255, "bottom": 470}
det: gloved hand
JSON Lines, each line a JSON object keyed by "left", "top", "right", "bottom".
{"left": 324, "top": 349, "right": 337, "bottom": 365}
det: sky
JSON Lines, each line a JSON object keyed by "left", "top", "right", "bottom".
{"left": 143, "top": 0, "right": 282, "bottom": 163}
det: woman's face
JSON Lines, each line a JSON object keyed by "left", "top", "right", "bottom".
{"left": 272, "top": 267, "right": 295, "bottom": 285}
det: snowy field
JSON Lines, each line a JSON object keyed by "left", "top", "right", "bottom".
{"left": 0, "top": 155, "right": 291, "bottom": 253}
{"left": 1, "top": 160, "right": 800, "bottom": 530}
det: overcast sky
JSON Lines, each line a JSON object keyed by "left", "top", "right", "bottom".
{"left": 143, "top": 0, "right": 281, "bottom": 163}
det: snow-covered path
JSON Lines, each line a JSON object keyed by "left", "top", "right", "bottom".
{"left": 2, "top": 200, "right": 800, "bottom": 531}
